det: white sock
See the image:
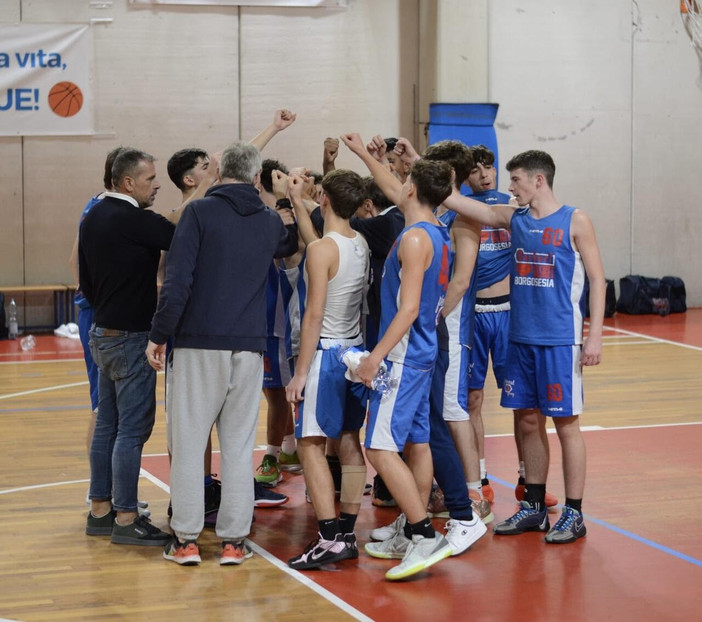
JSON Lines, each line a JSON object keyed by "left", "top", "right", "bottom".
{"left": 518, "top": 461, "right": 526, "bottom": 479}
{"left": 467, "top": 481, "right": 483, "bottom": 499}
{"left": 281, "top": 434, "right": 296, "bottom": 455}
{"left": 267, "top": 445, "right": 281, "bottom": 460}
{"left": 479, "top": 458, "right": 487, "bottom": 480}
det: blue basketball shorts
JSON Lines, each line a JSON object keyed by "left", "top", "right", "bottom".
{"left": 442, "top": 341, "right": 470, "bottom": 422}
{"left": 364, "top": 360, "right": 433, "bottom": 452}
{"left": 468, "top": 308, "right": 509, "bottom": 390}
{"left": 263, "top": 337, "right": 293, "bottom": 389}
{"left": 294, "top": 342, "right": 369, "bottom": 439}
{"left": 500, "top": 342, "right": 583, "bottom": 417}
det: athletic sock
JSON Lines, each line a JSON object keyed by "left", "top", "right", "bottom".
{"left": 565, "top": 498, "right": 582, "bottom": 513}
{"left": 204, "top": 474, "right": 213, "bottom": 486}
{"left": 281, "top": 434, "right": 296, "bottom": 455}
{"left": 406, "top": 517, "right": 435, "bottom": 539}
{"left": 518, "top": 462, "right": 526, "bottom": 479}
{"left": 318, "top": 518, "right": 340, "bottom": 541}
{"left": 524, "top": 483, "right": 546, "bottom": 510}
{"left": 479, "top": 458, "right": 487, "bottom": 481}
{"left": 266, "top": 445, "right": 281, "bottom": 460}
{"left": 467, "top": 481, "right": 484, "bottom": 499}
{"left": 338, "top": 512, "right": 357, "bottom": 534}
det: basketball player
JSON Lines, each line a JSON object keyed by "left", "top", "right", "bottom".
{"left": 464, "top": 144, "right": 558, "bottom": 509}
{"left": 444, "top": 149, "right": 606, "bottom": 544}
{"left": 340, "top": 132, "right": 455, "bottom": 581}
{"left": 285, "top": 170, "right": 370, "bottom": 570}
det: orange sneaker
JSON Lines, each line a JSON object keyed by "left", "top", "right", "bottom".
{"left": 481, "top": 478, "right": 495, "bottom": 505}
{"left": 220, "top": 540, "right": 253, "bottom": 566}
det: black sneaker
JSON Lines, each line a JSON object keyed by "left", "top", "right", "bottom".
{"left": 204, "top": 475, "right": 222, "bottom": 515}
{"left": 254, "top": 480, "right": 289, "bottom": 507}
{"left": 110, "top": 516, "right": 171, "bottom": 546}
{"left": 371, "top": 474, "right": 397, "bottom": 507}
{"left": 344, "top": 533, "right": 359, "bottom": 560}
{"left": 86, "top": 509, "right": 116, "bottom": 536}
{"left": 288, "top": 533, "right": 355, "bottom": 570}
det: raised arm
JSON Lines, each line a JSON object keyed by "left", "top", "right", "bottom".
{"left": 443, "top": 187, "right": 514, "bottom": 230}
{"left": 572, "top": 209, "right": 606, "bottom": 366}
{"left": 322, "top": 137, "right": 339, "bottom": 175}
{"left": 248, "top": 109, "right": 297, "bottom": 153}
{"left": 340, "top": 132, "right": 403, "bottom": 207}
{"left": 288, "top": 172, "right": 321, "bottom": 247}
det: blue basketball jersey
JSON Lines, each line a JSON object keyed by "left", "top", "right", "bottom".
{"left": 379, "top": 221, "right": 451, "bottom": 369}
{"left": 437, "top": 209, "right": 478, "bottom": 348}
{"left": 471, "top": 189, "right": 512, "bottom": 291}
{"left": 509, "top": 205, "right": 585, "bottom": 346}
{"left": 74, "top": 194, "right": 103, "bottom": 309}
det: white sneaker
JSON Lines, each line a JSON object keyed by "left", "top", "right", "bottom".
{"left": 444, "top": 516, "right": 487, "bottom": 556}
{"left": 385, "top": 532, "right": 452, "bottom": 581}
{"left": 369, "top": 512, "right": 406, "bottom": 541}
{"left": 365, "top": 530, "right": 411, "bottom": 559}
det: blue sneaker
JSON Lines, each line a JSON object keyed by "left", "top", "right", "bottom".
{"left": 545, "top": 506, "right": 587, "bottom": 543}
{"left": 254, "top": 480, "right": 288, "bottom": 507}
{"left": 493, "top": 500, "right": 549, "bottom": 535}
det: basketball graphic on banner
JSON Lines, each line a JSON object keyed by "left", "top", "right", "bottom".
{"left": 48, "top": 82, "right": 84, "bottom": 117}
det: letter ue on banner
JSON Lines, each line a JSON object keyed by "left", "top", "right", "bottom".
{"left": 0, "top": 24, "right": 93, "bottom": 136}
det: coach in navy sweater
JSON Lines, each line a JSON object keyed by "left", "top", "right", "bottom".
{"left": 146, "top": 142, "right": 297, "bottom": 564}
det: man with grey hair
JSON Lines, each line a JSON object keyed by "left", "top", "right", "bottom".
{"left": 146, "top": 141, "right": 298, "bottom": 566}
{"left": 80, "top": 147, "right": 174, "bottom": 546}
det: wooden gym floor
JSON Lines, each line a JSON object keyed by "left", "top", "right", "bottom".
{"left": 1, "top": 311, "right": 701, "bottom": 621}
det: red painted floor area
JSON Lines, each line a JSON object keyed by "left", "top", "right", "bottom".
{"left": 605, "top": 308, "right": 702, "bottom": 347}
{"left": 142, "top": 422, "right": 702, "bottom": 622}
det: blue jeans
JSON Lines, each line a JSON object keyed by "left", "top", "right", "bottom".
{"left": 88, "top": 327, "right": 156, "bottom": 512}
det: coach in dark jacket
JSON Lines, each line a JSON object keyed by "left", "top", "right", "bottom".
{"left": 146, "top": 142, "right": 297, "bottom": 564}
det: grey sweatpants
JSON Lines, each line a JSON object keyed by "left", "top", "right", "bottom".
{"left": 167, "top": 348, "right": 263, "bottom": 541}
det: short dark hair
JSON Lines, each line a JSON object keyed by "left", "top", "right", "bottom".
{"left": 111, "top": 149, "right": 155, "bottom": 190}
{"left": 321, "top": 169, "right": 365, "bottom": 219}
{"left": 422, "top": 140, "right": 474, "bottom": 189}
{"left": 384, "top": 137, "right": 398, "bottom": 152}
{"left": 469, "top": 144, "right": 496, "bottom": 167}
{"left": 167, "top": 148, "right": 209, "bottom": 191}
{"left": 506, "top": 150, "right": 556, "bottom": 188}
{"left": 363, "top": 176, "right": 393, "bottom": 210}
{"left": 260, "top": 158, "right": 289, "bottom": 193}
{"left": 103, "top": 146, "right": 127, "bottom": 190}
{"left": 409, "top": 159, "right": 453, "bottom": 208}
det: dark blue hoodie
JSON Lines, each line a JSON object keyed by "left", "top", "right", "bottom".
{"left": 149, "top": 182, "right": 297, "bottom": 351}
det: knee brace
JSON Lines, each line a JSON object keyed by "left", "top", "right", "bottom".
{"left": 340, "top": 464, "right": 367, "bottom": 505}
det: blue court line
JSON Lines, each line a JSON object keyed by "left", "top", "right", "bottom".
{"left": 488, "top": 474, "right": 702, "bottom": 568}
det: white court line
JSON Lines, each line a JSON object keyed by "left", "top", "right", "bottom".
{"left": 139, "top": 469, "right": 374, "bottom": 622}
{"left": 484, "top": 420, "right": 702, "bottom": 438}
{"left": 0, "top": 380, "right": 89, "bottom": 401}
{"left": 604, "top": 325, "right": 702, "bottom": 352}
{"left": 0, "top": 478, "right": 89, "bottom": 495}
{"left": 0, "top": 357, "right": 84, "bottom": 365}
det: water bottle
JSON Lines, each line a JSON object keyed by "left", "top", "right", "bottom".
{"left": 338, "top": 346, "right": 397, "bottom": 397}
{"left": 371, "top": 367, "right": 398, "bottom": 397}
{"left": 8, "top": 298, "right": 18, "bottom": 340}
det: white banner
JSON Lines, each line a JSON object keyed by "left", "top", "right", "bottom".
{"left": 0, "top": 24, "right": 93, "bottom": 136}
{"left": 130, "top": 0, "right": 347, "bottom": 6}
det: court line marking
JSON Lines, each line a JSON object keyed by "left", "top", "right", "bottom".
{"left": 138, "top": 469, "right": 374, "bottom": 622}
{"left": 488, "top": 474, "right": 702, "bottom": 568}
{"left": 604, "top": 325, "right": 702, "bottom": 352}
{"left": 0, "top": 380, "right": 89, "bottom": 401}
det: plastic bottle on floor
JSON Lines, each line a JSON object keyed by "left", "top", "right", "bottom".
{"left": 8, "top": 298, "right": 18, "bottom": 340}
